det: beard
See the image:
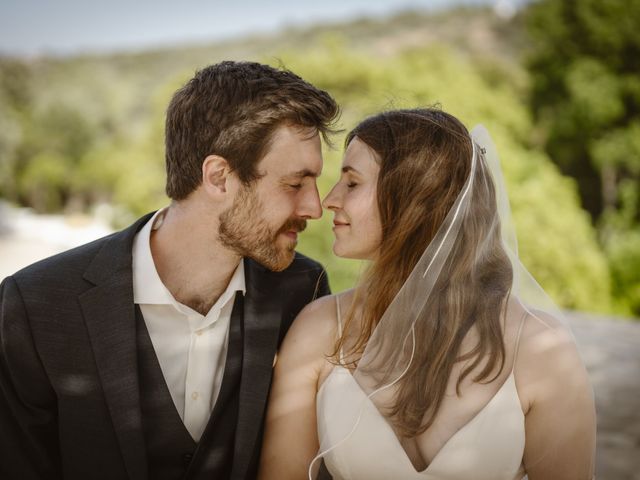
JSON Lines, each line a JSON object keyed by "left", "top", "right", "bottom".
{"left": 218, "top": 185, "right": 307, "bottom": 272}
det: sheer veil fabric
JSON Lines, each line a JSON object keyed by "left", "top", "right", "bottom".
{"left": 310, "top": 126, "right": 590, "bottom": 479}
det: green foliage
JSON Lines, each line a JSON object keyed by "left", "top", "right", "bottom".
{"left": 18, "top": 152, "right": 69, "bottom": 211}
{"left": 0, "top": 60, "right": 32, "bottom": 201}
{"left": 605, "top": 228, "right": 640, "bottom": 315}
{"left": 591, "top": 122, "right": 640, "bottom": 174}
{"left": 525, "top": 0, "right": 640, "bottom": 314}
{"left": 0, "top": 8, "right": 622, "bottom": 314}
{"left": 6, "top": 102, "right": 100, "bottom": 211}
{"left": 278, "top": 43, "right": 611, "bottom": 311}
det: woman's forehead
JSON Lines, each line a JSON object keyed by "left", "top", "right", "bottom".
{"left": 343, "top": 137, "right": 380, "bottom": 174}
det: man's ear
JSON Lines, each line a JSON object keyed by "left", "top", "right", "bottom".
{"left": 202, "top": 155, "right": 232, "bottom": 196}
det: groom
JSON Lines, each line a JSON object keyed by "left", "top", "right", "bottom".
{"left": 0, "top": 61, "right": 338, "bottom": 480}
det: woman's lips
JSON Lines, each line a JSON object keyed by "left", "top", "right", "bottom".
{"left": 333, "top": 221, "right": 349, "bottom": 229}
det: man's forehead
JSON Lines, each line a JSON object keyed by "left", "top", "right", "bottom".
{"left": 257, "top": 125, "right": 323, "bottom": 177}
{"left": 268, "top": 123, "right": 319, "bottom": 145}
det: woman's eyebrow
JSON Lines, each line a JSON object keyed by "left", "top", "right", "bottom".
{"left": 341, "top": 166, "right": 360, "bottom": 174}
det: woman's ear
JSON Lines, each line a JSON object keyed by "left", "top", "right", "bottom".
{"left": 202, "top": 154, "right": 232, "bottom": 197}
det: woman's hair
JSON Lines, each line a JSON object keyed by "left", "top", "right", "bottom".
{"left": 334, "top": 107, "right": 513, "bottom": 437}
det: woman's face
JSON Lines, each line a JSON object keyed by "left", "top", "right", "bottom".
{"left": 322, "top": 137, "right": 382, "bottom": 260}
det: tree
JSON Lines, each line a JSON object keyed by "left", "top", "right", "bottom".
{"left": 526, "top": 0, "right": 640, "bottom": 314}
{"left": 0, "top": 59, "right": 32, "bottom": 202}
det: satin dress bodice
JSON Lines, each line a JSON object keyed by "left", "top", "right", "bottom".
{"left": 315, "top": 297, "right": 527, "bottom": 480}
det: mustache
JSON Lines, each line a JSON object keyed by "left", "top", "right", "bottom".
{"left": 278, "top": 218, "right": 307, "bottom": 234}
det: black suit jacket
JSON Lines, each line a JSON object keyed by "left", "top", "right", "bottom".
{"left": 0, "top": 213, "right": 330, "bottom": 480}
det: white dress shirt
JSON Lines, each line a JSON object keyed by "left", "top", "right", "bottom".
{"left": 132, "top": 208, "right": 245, "bottom": 441}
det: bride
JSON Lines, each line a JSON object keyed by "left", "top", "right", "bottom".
{"left": 258, "top": 108, "right": 596, "bottom": 479}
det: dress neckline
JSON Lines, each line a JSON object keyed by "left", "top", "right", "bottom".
{"left": 318, "top": 365, "right": 520, "bottom": 474}
{"left": 322, "top": 295, "right": 527, "bottom": 473}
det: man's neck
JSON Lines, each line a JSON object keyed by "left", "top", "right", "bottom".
{"left": 150, "top": 203, "right": 242, "bottom": 315}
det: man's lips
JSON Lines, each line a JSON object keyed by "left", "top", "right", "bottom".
{"left": 279, "top": 219, "right": 306, "bottom": 241}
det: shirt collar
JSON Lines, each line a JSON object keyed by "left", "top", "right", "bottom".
{"left": 132, "top": 208, "right": 246, "bottom": 307}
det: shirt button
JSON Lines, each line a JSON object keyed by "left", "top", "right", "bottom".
{"left": 191, "top": 391, "right": 199, "bottom": 400}
{"left": 196, "top": 330, "right": 203, "bottom": 336}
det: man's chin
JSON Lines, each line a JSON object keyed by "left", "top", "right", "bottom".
{"left": 271, "top": 251, "right": 296, "bottom": 272}
{"left": 251, "top": 249, "right": 295, "bottom": 272}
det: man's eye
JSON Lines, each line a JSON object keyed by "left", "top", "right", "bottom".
{"left": 289, "top": 184, "right": 303, "bottom": 190}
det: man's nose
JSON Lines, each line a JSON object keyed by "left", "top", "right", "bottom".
{"left": 298, "top": 185, "right": 323, "bottom": 219}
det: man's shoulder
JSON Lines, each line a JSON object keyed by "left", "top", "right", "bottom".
{"left": 8, "top": 213, "right": 153, "bottom": 291}
{"left": 11, "top": 232, "right": 116, "bottom": 285}
{"left": 278, "top": 252, "right": 329, "bottom": 292}
{"left": 287, "top": 251, "right": 326, "bottom": 273}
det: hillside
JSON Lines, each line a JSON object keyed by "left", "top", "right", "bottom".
{"left": 0, "top": 3, "right": 617, "bottom": 315}
{"left": 1, "top": 5, "right": 527, "bottom": 139}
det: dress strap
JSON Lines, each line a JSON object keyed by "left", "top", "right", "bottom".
{"left": 335, "top": 296, "right": 345, "bottom": 363}
{"left": 511, "top": 310, "right": 528, "bottom": 374}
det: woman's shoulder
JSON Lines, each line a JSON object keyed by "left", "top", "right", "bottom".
{"left": 293, "top": 289, "right": 355, "bottom": 330}
{"left": 514, "top": 307, "right": 590, "bottom": 411}
{"left": 275, "top": 291, "right": 356, "bottom": 386}
{"left": 518, "top": 308, "right": 578, "bottom": 361}
{"left": 280, "top": 290, "right": 354, "bottom": 356}
{"left": 503, "top": 300, "right": 577, "bottom": 363}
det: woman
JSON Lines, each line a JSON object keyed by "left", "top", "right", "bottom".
{"left": 258, "top": 108, "right": 596, "bottom": 479}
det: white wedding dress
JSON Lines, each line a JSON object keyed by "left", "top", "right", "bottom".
{"left": 315, "top": 297, "right": 527, "bottom": 480}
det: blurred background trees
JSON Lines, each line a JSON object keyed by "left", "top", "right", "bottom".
{"left": 0, "top": 1, "right": 637, "bottom": 316}
{"left": 526, "top": 0, "right": 640, "bottom": 315}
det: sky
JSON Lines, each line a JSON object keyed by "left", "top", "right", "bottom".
{"left": 0, "top": 0, "right": 525, "bottom": 57}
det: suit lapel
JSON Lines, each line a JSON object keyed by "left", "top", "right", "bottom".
{"left": 79, "top": 213, "right": 154, "bottom": 480}
{"left": 232, "top": 259, "right": 283, "bottom": 480}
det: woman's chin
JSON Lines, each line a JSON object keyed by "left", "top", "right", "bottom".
{"left": 332, "top": 243, "right": 366, "bottom": 260}
{"left": 332, "top": 243, "right": 350, "bottom": 259}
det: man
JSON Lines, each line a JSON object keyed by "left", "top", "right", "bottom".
{"left": 0, "top": 61, "right": 339, "bottom": 480}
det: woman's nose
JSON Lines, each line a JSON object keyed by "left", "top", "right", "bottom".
{"left": 322, "top": 184, "right": 340, "bottom": 211}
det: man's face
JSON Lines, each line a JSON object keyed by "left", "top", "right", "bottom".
{"left": 218, "top": 124, "right": 323, "bottom": 271}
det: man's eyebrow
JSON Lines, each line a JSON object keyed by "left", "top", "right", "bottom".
{"left": 285, "top": 169, "right": 321, "bottom": 179}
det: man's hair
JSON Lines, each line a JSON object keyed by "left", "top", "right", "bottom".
{"left": 164, "top": 61, "right": 340, "bottom": 200}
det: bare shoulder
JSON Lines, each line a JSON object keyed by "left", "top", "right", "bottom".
{"left": 289, "top": 289, "right": 355, "bottom": 335}
{"left": 514, "top": 309, "right": 596, "bottom": 477}
{"left": 276, "top": 290, "right": 356, "bottom": 386}
{"left": 288, "top": 293, "right": 338, "bottom": 339}
{"left": 518, "top": 308, "right": 578, "bottom": 361}
{"left": 515, "top": 308, "right": 591, "bottom": 411}
{"left": 278, "top": 292, "right": 344, "bottom": 364}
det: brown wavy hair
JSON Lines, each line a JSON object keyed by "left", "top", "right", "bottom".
{"left": 334, "top": 108, "right": 513, "bottom": 437}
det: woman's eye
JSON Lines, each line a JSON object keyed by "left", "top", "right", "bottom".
{"left": 347, "top": 182, "right": 357, "bottom": 188}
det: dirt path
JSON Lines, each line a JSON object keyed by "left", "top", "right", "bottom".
{"left": 567, "top": 313, "right": 640, "bottom": 480}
